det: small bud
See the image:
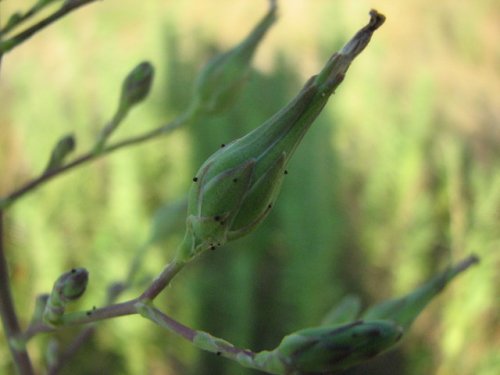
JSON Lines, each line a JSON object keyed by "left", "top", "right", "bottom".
{"left": 93, "top": 61, "right": 155, "bottom": 153}
{"left": 44, "top": 134, "right": 76, "bottom": 173}
{"left": 44, "top": 268, "right": 89, "bottom": 325}
{"left": 273, "top": 320, "right": 402, "bottom": 374}
{"left": 58, "top": 268, "right": 89, "bottom": 301}
{"left": 119, "top": 61, "right": 155, "bottom": 112}
{"left": 190, "top": 0, "right": 277, "bottom": 114}
{"left": 4, "top": 12, "right": 23, "bottom": 31}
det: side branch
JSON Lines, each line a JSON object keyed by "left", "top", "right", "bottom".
{"left": 0, "top": 0, "right": 100, "bottom": 54}
{"left": 0, "top": 114, "right": 188, "bottom": 209}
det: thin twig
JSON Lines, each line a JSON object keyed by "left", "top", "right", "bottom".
{"left": 22, "top": 298, "right": 139, "bottom": 340}
{"left": 0, "top": 0, "right": 63, "bottom": 37}
{"left": 0, "top": 211, "right": 35, "bottom": 375}
{"left": 0, "top": 114, "right": 189, "bottom": 209}
{"left": 139, "top": 304, "right": 257, "bottom": 362}
{"left": 139, "top": 260, "right": 186, "bottom": 301}
{"left": 0, "top": 0, "right": 99, "bottom": 54}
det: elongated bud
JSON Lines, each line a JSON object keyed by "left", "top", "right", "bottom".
{"left": 270, "top": 320, "right": 402, "bottom": 374}
{"left": 44, "top": 134, "right": 76, "bottom": 173}
{"left": 190, "top": 0, "right": 277, "bottom": 115}
{"left": 362, "top": 255, "right": 479, "bottom": 330}
{"left": 177, "top": 10, "right": 385, "bottom": 261}
{"left": 44, "top": 268, "right": 89, "bottom": 325}
{"left": 94, "top": 61, "right": 154, "bottom": 152}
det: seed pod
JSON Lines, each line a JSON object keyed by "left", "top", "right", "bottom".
{"left": 272, "top": 320, "right": 402, "bottom": 374}
{"left": 176, "top": 10, "right": 386, "bottom": 262}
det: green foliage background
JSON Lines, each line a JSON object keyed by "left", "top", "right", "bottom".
{"left": 1, "top": 0, "right": 499, "bottom": 374}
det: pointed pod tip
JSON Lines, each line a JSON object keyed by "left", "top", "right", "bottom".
{"left": 368, "top": 10, "right": 386, "bottom": 31}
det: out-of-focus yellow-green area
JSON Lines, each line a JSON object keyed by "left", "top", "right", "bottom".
{"left": 0, "top": 1, "right": 499, "bottom": 374}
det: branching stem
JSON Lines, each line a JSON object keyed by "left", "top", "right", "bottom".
{"left": 0, "top": 0, "right": 100, "bottom": 54}
{"left": 0, "top": 113, "right": 191, "bottom": 209}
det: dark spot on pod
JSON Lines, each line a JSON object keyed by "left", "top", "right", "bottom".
{"left": 214, "top": 215, "right": 221, "bottom": 221}
{"left": 284, "top": 170, "right": 288, "bottom": 175}
{"left": 220, "top": 144, "right": 226, "bottom": 148}
{"left": 233, "top": 178, "right": 238, "bottom": 183}
{"left": 193, "top": 177, "right": 198, "bottom": 182}
{"left": 92, "top": 306, "right": 97, "bottom": 311}
{"left": 217, "top": 242, "right": 221, "bottom": 247}
{"left": 216, "top": 351, "right": 221, "bottom": 356}
{"left": 86, "top": 311, "right": 92, "bottom": 316}
{"left": 267, "top": 203, "right": 273, "bottom": 209}
{"left": 210, "top": 245, "right": 216, "bottom": 251}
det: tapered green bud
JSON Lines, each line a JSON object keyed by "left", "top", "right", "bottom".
{"left": 190, "top": 0, "right": 277, "bottom": 114}
{"left": 44, "top": 134, "right": 76, "bottom": 173}
{"left": 362, "top": 255, "right": 479, "bottom": 330}
{"left": 273, "top": 320, "right": 402, "bottom": 374}
{"left": 94, "top": 61, "right": 154, "bottom": 153}
{"left": 44, "top": 268, "right": 89, "bottom": 325}
{"left": 178, "top": 10, "right": 385, "bottom": 261}
{"left": 119, "top": 61, "right": 154, "bottom": 112}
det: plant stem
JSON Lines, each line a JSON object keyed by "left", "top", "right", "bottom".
{"left": 0, "top": 0, "right": 63, "bottom": 37}
{"left": 138, "top": 304, "right": 258, "bottom": 365}
{"left": 0, "top": 0, "right": 99, "bottom": 54}
{"left": 0, "top": 210, "right": 35, "bottom": 375}
{"left": 139, "top": 260, "right": 186, "bottom": 301}
{"left": 0, "top": 113, "right": 190, "bottom": 209}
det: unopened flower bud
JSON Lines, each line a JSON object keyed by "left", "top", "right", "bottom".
{"left": 44, "top": 134, "right": 76, "bottom": 173}
{"left": 119, "top": 61, "right": 155, "bottom": 112}
{"left": 273, "top": 320, "right": 402, "bottom": 374}
{"left": 44, "top": 268, "right": 88, "bottom": 325}
{"left": 94, "top": 61, "right": 154, "bottom": 153}
{"left": 190, "top": 0, "right": 277, "bottom": 115}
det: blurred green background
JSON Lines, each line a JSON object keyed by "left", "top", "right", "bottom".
{"left": 1, "top": 0, "right": 499, "bottom": 374}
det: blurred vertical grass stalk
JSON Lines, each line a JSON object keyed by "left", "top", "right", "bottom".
{"left": 0, "top": 1, "right": 498, "bottom": 375}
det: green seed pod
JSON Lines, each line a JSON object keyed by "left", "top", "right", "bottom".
{"left": 44, "top": 268, "right": 89, "bottom": 325}
{"left": 44, "top": 133, "right": 76, "bottom": 173}
{"left": 273, "top": 320, "right": 402, "bottom": 374}
{"left": 176, "top": 10, "right": 386, "bottom": 262}
{"left": 190, "top": 0, "right": 277, "bottom": 115}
